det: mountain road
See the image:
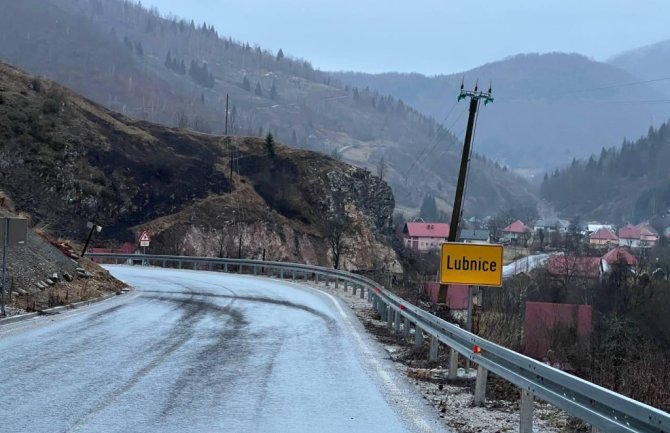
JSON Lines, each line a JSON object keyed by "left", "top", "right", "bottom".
{"left": 0, "top": 266, "right": 451, "bottom": 433}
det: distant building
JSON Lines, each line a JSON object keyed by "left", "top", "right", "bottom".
{"left": 545, "top": 246, "right": 637, "bottom": 280}
{"left": 601, "top": 246, "right": 637, "bottom": 268}
{"left": 589, "top": 227, "right": 618, "bottom": 247}
{"left": 618, "top": 223, "right": 659, "bottom": 248}
{"left": 502, "top": 220, "right": 531, "bottom": 244}
{"left": 403, "top": 222, "right": 449, "bottom": 252}
{"left": 458, "top": 229, "right": 490, "bottom": 244}
{"left": 547, "top": 255, "right": 602, "bottom": 279}
{"left": 587, "top": 223, "right": 615, "bottom": 234}
{"left": 534, "top": 218, "right": 569, "bottom": 234}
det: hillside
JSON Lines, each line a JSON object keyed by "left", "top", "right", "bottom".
{"left": 0, "top": 0, "right": 536, "bottom": 217}
{"left": 0, "top": 62, "right": 401, "bottom": 270}
{"left": 332, "top": 53, "right": 670, "bottom": 173}
{"left": 609, "top": 39, "right": 670, "bottom": 94}
{"left": 540, "top": 122, "right": 670, "bottom": 223}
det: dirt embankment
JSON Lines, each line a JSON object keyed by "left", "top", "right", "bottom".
{"left": 0, "top": 210, "right": 125, "bottom": 317}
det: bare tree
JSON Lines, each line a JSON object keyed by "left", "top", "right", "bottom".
{"left": 324, "top": 193, "right": 352, "bottom": 269}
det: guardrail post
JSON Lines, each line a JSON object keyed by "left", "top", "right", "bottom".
{"left": 292, "top": 270, "right": 295, "bottom": 280}
{"left": 343, "top": 281, "right": 348, "bottom": 292}
{"left": 448, "top": 348, "right": 459, "bottom": 379}
{"left": 254, "top": 265, "right": 258, "bottom": 275}
{"left": 280, "top": 269, "right": 284, "bottom": 279}
{"left": 334, "top": 279, "right": 339, "bottom": 289}
{"left": 403, "top": 317, "right": 411, "bottom": 340}
{"left": 352, "top": 284, "right": 357, "bottom": 295}
{"left": 178, "top": 261, "right": 182, "bottom": 269}
{"left": 474, "top": 366, "right": 488, "bottom": 406}
{"left": 315, "top": 273, "right": 319, "bottom": 284}
{"left": 386, "top": 308, "right": 393, "bottom": 330}
{"left": 520, "top": 389, "right": 533, "bottom": 433}
{"left": 224, "top": 263, "right": 228, "bottom": 273}
{"left": 429, "top": 335, "right": 439, "bottom": 361}
{"left": 414, "top": 326, "right": 423, "bottom": 350}
{"left": 208, "top": 262, "right": 212, "bottom": 271}
{"left": 161, "top": 260, "right": 166, "bottom": 268}
{"left": 394, "top": 312, "right": 401, "bottom": 334}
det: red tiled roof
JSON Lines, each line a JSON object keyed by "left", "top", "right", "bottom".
{"left": 405, "top": 222, "right": 450, "bottom": 238}
{"left": 602, "top": 247, "right": 637, "bottom": 266}
{"left": 547, "top": 255, "right": 602, "bottom": 278}
{"left": 503, "top": 220, "right": 530, "bottom": 234}
{"left": 618, "top": 223, "right": 640, "bottom": 239}
{"left": 590, "top": 228, "right": 618, "bottom": 241}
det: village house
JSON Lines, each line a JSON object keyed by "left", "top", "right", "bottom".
{"left": 546, "top": 246, "right": 637, "bottom": 280}
{"left": 534, "top": 218, "right": 569, "bottom": 234}
{"left": 589, "top": 227, "right": 618, "bottom": 247}
{"left": 502, "top": 220, "right": 532, "bottom": 244}
{"left": 547, "top": 255, "right": 602, "bottom": 279}
{"left": 403, "top": 222, "right": 449, "bottom": 252}
{"left": 458, "top": 229, "right": 490, "bottom": 244}
{"left": 618, "top": 223, "right": 659, "bottom": 248}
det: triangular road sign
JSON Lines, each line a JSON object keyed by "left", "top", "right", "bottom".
{"left": 139, "top": 231, "right": 151, "bottom": 242}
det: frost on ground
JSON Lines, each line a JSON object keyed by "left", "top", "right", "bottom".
{"left": 307, "top": 279, "right": 586, "bottom": 433}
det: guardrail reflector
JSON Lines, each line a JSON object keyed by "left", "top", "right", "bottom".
{"left": 473, "top": 345, "right": 482, "bottom": 354}
{"left": 400, "top": 305, "right": 406, "bottom": 311}
{"left": 374, "top": 287, "right": 381, "bottom": 293}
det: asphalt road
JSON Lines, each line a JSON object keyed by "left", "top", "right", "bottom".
{"left": 0, "top": 266, "right": 451, "bottom": 433}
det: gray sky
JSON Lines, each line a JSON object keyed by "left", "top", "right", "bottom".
{"left": 142, "top": 0, "right": 670, "bottom": 75}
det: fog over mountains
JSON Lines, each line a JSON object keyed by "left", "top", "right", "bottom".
{"left": 333, "top": 51, "right": 670, "bottom": 175}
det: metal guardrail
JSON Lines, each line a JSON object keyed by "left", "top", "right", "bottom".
{"left": 90, "top": 253, "right": 669, "bottom": 433}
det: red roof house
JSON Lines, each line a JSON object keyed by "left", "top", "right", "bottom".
{"left": 618, "top": 223, "right": 659, "bottom": 248}
{"left": 403, "top": 222, "right": 450, "bottom": 252}
{"left": 502, "top": 220, "right": 531, "bottom": 243}
{"left": 589, "top": 228, "right": 618, "bottom": 246}
{"left": 547, "top": 255, "right": 602, "bottom": 279}
{"left": 602, "top": 246, "right": 637, "bottom": 266}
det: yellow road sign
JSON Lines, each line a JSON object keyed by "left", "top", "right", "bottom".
{"left": 440, "top": 243, "right": 503, "bottom": 286}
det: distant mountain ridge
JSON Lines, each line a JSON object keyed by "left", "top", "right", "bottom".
{"left": 609, "top": 39, "right": 670, "bottom": 94}
{"left": 332, "top": 53, "right": 670, "bottom": 172}
{"left": 0, "top": 0, "right": 536, "bottom": 217}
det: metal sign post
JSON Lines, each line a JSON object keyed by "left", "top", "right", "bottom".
{"left": 139, "top": 231, "right": 151, "bottom": 260}
{"left": 1, "top": 217, "right": 28, "bottom": 316}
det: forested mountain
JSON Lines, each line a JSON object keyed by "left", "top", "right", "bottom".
{"left": 0, "top": 0, "right": 536, "bottom": 217}
{"left": 332, "top": 53, "right": 670, "bottom": 173}
{"left": 541, "top": 122, "right": 670, "bottom": 223}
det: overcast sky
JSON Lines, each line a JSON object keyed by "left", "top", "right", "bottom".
{"left": 142, "top": 0, "right": 670, "bottom": 75}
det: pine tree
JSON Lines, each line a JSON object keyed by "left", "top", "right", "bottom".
{"left": 164, "top": 51, "right": 172, "bottom": 69}
{"left": 270, "top": 82, "right": 277, "bottom": 100}
{"left": 242, "top": 76, "right": 251, "bottom": 91}
{"left": 265, "top": 133, "right": 276, "bottom": 158}
{"left": 419, "top": 195, "right": 438, "bottom": 221}
{"left": 254, "top": 81, "right": 263, "bottom": 96}
{"left": 276, "top": 48, "right": 284, "bottom": 61}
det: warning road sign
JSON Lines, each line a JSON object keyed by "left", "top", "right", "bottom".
{"left": 139, "top": 231, "right": 151, "bottom": 247}
{"left": 440, "top": 243, "right": 503, "bottom": 286}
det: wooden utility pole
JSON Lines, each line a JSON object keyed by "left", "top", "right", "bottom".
{"left": 447, "top": 82, "right": 493, "bottom": 242}
{"left": 224, "top": 93, "right": 229, "bottom": 135}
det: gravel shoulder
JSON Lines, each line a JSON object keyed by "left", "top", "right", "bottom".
{"left": 307, "top": 279, "right": 582, "bottom": 433}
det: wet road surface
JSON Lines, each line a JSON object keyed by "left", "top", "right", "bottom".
{"left": 0, "top": 266, "right": 451, "bottom": 433}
